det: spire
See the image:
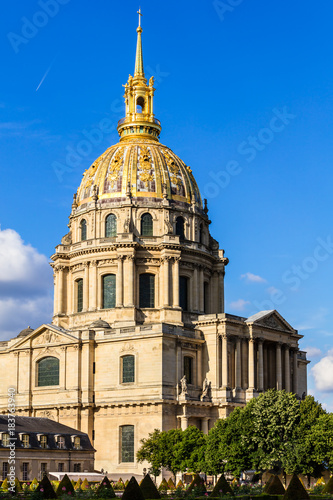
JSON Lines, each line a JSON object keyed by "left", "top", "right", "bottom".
{"left": 134, "top": 9, "right": 144, "bottom": 77}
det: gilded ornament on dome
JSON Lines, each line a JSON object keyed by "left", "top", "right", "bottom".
{"left": 107, "top": 148, "right": 124, "bottom": 187}
{"left": 163, "top": 150, "right": 182, "bottom": 186}
{"left": 138, "top": 145, "right": 154, "bottom": 184}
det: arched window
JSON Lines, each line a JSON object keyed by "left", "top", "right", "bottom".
{"left": 120, "top": 425, "right": 134, "bottom": 463}
{"left": 139, "top": 274, "right": 155, "bottom": 308}
{"left": 102, "top": 274, "right": 116, "bottom": 309}
{"left": 136, "top": 96, "right": 145, "bottom": 113}
{"left": 141, "top": 213, "right": 153, "bottom": 236}
{"left": 176, "top": 217, "right": 185, "bottom": 240}
{"left": 105, "top": 213, "right": 117, "bottom": 238}
{"left": 179, "top": 276, "right": 188, "bottom": 311}
{"left": 37, "top": 357, "right": 59, "bottom": 387}
{"left": 77, "top": 279, "right": 83, "bottom": 313}
{"left": 122, "top": 355, "right": 135, "bottom": 383}
{"left": 184, "top": 356, "right": 193, "bottom": 384}
{"left": 80, "top": 219, "right": 87, "bottom": 241}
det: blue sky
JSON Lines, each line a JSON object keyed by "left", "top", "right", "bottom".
{"left": 1, "top": 1, "right": 333, "bottom": 408}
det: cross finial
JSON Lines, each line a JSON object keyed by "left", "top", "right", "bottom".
{"left": 137, "top": 8, "right": 143, "bottom": 27}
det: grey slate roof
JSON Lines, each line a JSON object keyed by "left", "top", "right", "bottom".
{"left": 0, "top": 416, "right": 94, "bottom": 451}
{"left": 246, "top": 310, "right": 275, "bottom": 323}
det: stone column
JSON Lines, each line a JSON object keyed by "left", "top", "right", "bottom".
{"left": 199, "top": 266, "right": 204, "bottom": 313}
{"left": 126, "top": 256, "right": 135, "bottom": 307}
{"left": 276, "top": 342, "right": 283, "bottom": 390}
{"left": 180, "top": 416, "right": 188, "bottom": 430}
{"left": 163, "top": 257, "right": 170, "bottom": 306}
{"left": 56, "top": 266, "right": 64, "bottom": 315}
{"left": 221, "top": 334, "right": 229, "bottom": 388}
{"left": 285, "top": 345, "right": 291, "bottom": 392}
{"left": 89, "top": 260, "right": 97, "bottom": 310}
{"left": 116, "top": 256, "right": 124, "bottom": 307}
{"left": 83, "top": 263, "right": 89, "bottom": 312}
{"left": 235, "top": 337, "right": 242, "bottom": 389}
{"left": 172, "top": 257, "right": 180, "bottom": 307}
{"left": 258, "top": 339, "right": 264, "bottom": 391}
{"left": 219, "top": 271, "right": 225, "bottom": 313}
{"left": 293, "top": 350, "right": 298, "bottom": 396}
{"left": 201, "top": 417, "right": 209, "bottom": 435}
{"left": 197, "top": 345, "right": 202, "bottom": 388}
{"left": 248, "top": 337, "right": 255, "bottom": 390}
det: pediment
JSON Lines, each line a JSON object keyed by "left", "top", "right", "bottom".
{"left": 246, "top": 310, "right": 296, "bottom": 333}
{"left": 13, "top": 324, "right": 78, "bottom": 349}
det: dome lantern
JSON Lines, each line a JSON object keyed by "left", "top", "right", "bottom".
{"left": 117, "top": 10, "right": 161, "bottom": 142}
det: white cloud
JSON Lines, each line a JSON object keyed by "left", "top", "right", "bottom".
{"left": 304, "top": 346, "right": 322, "bottom": 358}
{"left": 0, "top": 228, "right": 53, "bottom": 340}
{"left": 311, "top": 350, "right": 333, "bottom": 392}
{"left": 229, "top": 299, "right": 250, "bottom": 312}
{"left": 241, "top": 272, "right": 266, "bottom": 283}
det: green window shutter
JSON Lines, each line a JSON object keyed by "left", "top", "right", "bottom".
{"left": 105, "top": 214, "right": 117, "bottom": 237}
{"left": 122, "top": 355, "right": 135, "bottom": 383}
{"left": 139, "top": 274, "right": 155, "bottom": 308}
{"left": 121, "top": 425, "right": 134, "bottom": 463}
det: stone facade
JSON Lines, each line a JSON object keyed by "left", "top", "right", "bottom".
{"left": 0, "top": 18, "right": 308, "bottom": 476}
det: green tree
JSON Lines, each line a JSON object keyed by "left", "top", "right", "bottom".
{"left": 307, "top": 412, "right": 333, "bottom": 472}
{"left": 245, "top": 389, "right": 300, "bottom": 472}
{"left": 178, "top": 426, "right": 206, "bottom": 473}
{"left": 205, "top": 406, "right": 253, "bottom": 477}
{"left": 137, "top": 429, "right": 163, "bottom": 480}
{"left": 283, "top": 395, "right": 326, "bottom": 484}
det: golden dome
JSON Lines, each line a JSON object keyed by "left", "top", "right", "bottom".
{"left": 76, "top": 14, "right": 202, "bottom": 211}
{"left": 76, "top": 139, "right": 202, "bottom": 209}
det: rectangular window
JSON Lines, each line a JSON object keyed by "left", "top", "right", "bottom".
{"left": 73, "top": 436, "right": 81, "bottom": 450}
{"left": 22, "top": 463, "right": 29, "bottom": 481}
{"left": 139, "top": 274, "right": 155, "bottom": 308}
{"left": 2, "top": 462, "right": 8, "bottom": 480}
{"left": 184, "top": 356, "right": 193, "bottom": 384}
{"left": 102, "top": 274, "right": 116, "bottom": 309}
{"left": 40, "top": 435, "right": 47, "bottom": 449}
{"left": 122, "top": 355, "right": 135, "bottom": 383}
{"left": 58, "top": 463, "right": 64, "bottom": 472}
{"left": 22, "top": 434, "right": 29, "bottom": 448}
{"left": 40, "top": 463, "right": 47, "bottom": 478}
{"left": 2, "top": 433, "right": 10, "bottom": 447}
{"left": 57, "top": 436, "right": 65, "bottom": 449}
{"left": 179, "top": 276, "right": 188, "bottom": 311}
{"left": 73, "top": 463, "right": 81, "bottom": 472}
{"left": 77, "top": 279, "right": 83, "bottom": 313}
{"left": 120, "top": 425, "right": 134, "bottom": 463}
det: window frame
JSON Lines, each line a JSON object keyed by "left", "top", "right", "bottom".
{"left": 102, "top": 274, "right": 116, "bottom": 309}
{"left": 120, "top": 425, "right": 135, "bottom": 463}
{"left": 37, "top": 356, "right": 60, "bottom": 387}
{"left": 2, "top": 433, "right": 10, "bottom": 447}
{"left": 183, "top": 356, "right": 193, "bottom": 385}
{"left": 57, "top": 436, "right": 65, "bottom": 450}
{"left": 179, "top": 276, "right": 189, "bottom": 311}
{"left": 2, "top": 462, "right": 8, "bottom": 480}
{"left": 40, "top": 435, "right": 48, "bottom": 449}
{"left": 105, "top": 213, "right": 117, "bottom": 238}
{"left": 80, "top": 219, "right": 87, "bottom": 241}
{"left": 22, "top": 434, "right": 30, "bottom": 448}
{"left": 76, "top": 278, "right": 83, "bottom": 313}
{"left": 139, "top": 273, "right": 155, "bottom": 308}
{"left": 175, "top": 216, "right": 185, "bottom": 240}
{"left": 121, "top": 355, "right": 135, "bottom": 384}
{"left": 73, "top": 436, "right": 81, "bottom": 450}
{"left": 140, "top": 213, "right": 153, "bottom": 236}
{"left": 22, "top": 462, "right": 29, "bottom": 481}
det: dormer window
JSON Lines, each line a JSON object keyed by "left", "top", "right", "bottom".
{"left": 1, "top": 433, "right": 10, "bottom": 447}
{"left": 38, "top": 435, "right": 47, "bottom": 449}
{"left": 71, "top": 436, "right": 80, "bottom": 450}
{"left": 20, "top": 434, "right": 30, "bottom": 448}
{"left": 55, "top": 435, "right": 65, "bottom": 449}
